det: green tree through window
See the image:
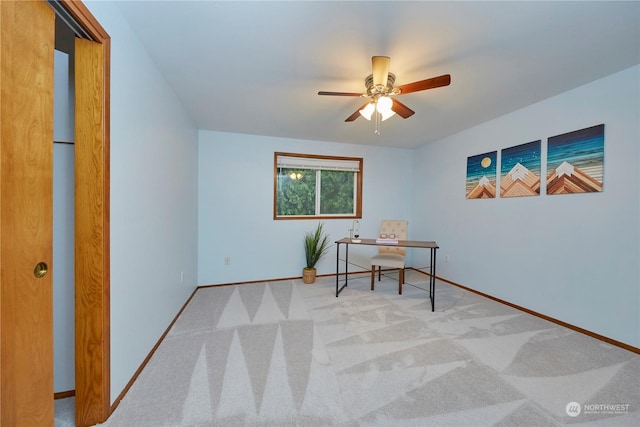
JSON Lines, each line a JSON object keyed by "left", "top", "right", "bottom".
{"left": 274, "top": 153, "right": 362, "bottom": 219}
{"left": 276, "top": 169, "right": 315, "bottom": 216}
{"left": 320, "top": 170, "right": 354, "bottom": 214}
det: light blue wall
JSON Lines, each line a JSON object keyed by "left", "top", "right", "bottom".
{"left": 412, "top": 65, "right": 640, "bottom": 347}
{"left": 53, "top": 49, "right": 75, "bottom": 393}
{"left": 53, "top": 49, "right": 73, "bottom": 143}
{"left": 85, "top": 2, "right": 199, "bottom": 403}
{"left": 198, "top": 132, "right": 414, "bottom": 285}
{"left": 53, "top": 143, "right": 74, "bottom": 393}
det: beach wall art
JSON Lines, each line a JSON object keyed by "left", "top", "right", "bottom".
{"left": 466, "top": 151, "right": 497, "bottom": 199}
{"left": 546, "top": 124, "right": 604, "bottom": 195}
{"left": 465, "top": 124, "right": 604, "bottom": 199}
{"left": 500, "top": 140, "right": 541, "bottom": 198}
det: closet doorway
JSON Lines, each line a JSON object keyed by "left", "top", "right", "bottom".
{"left": 0, "top": 1, "right": 110, "bottom": 426}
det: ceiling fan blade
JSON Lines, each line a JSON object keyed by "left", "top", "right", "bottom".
{"left": 345, "top": 103, "right": 370, "bottom": 122}
{"left": 372, "top": 56, "right": 390, "bottom": 87}
{"left": 391, "top": 99, "right": 415, "bottom": 119}
{"left": 396, "top": 74, "right": 451, "bottom": 95}
{"left": 318, "top": 91, "right": 362, "bottom": 97}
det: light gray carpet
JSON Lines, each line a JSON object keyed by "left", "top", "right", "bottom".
{"left": 55, "top": 396, "right": 75, "bottom": 427}
{"left": 97, "top": 270, "right": 639, "bottom": 426}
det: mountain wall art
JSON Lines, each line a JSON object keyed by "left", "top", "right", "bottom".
{"left": 466, "top": 151, "right": 497, "bottom": 199}
{"left": 546, "top": 124, "right": 604, "bottom": 195}
{"left": 500, "top": 140, "right": 541, "bottom": 198}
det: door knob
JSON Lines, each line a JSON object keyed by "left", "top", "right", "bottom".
{"left": 34, "top": 262, "right": 48, "bottom": 278}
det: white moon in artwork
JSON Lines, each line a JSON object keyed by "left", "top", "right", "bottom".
{"left": 481, "top": 157, "right": 491, "bottom": 168}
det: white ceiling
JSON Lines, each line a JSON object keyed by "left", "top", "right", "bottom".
{"left": 116, "top": 1, "right": 640, "bottom": 149}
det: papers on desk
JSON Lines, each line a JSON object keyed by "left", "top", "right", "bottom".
{"left": 376, "top": 238, "right": 398, "bottom": 245}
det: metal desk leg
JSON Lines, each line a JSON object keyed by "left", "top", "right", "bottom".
{"left": 345, "top": 244, "right": 349, "bottom": 286}
{"left": 335, "top": 242, "right": 340, "bottom": 297}
{"left": 336, "top": 242, "right": 349, "bottom": 297}
{"left": 430, "top": 248, "right": 437, "bottom": 312}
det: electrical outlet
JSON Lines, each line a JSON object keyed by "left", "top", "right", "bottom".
{"left": 180, "top": 271, "right": 184, "bottom": 283}
{"left": 224, "top": 256, "right": 231, "bottom": 265}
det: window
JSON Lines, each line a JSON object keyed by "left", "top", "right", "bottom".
{"left": 274, "top": 152, "right": 363, "bottom": 220}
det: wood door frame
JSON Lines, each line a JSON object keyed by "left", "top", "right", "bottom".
{"left": 57, "top": 1, "right": 111, "bottom": 426}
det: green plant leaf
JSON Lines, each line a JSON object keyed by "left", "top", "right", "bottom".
{"left": 304, "top": 221, "right": 330, "bottom": 268}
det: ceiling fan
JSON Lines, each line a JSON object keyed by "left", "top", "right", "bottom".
{"left": 318, "top": 56, "right": 451, "bottom": 133}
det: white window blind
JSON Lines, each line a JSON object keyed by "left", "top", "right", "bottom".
{"left": 277, "top": 155, "right": 360, "bottom": 172}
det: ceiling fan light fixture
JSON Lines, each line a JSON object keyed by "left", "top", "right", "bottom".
{"left": 379, "top": 109, "right": 396, "bottom": 121}
{"left": 359, "top": 102, "right": 375, "bottom": 120}
{"left": 376, "top": 96, "right": 395, "bottom": 121}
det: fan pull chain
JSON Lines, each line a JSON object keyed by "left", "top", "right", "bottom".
{"left": 374, "top": 100, "right": 381, "bottom": 135}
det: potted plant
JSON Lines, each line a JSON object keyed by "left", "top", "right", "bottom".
{"left": 303, "top": 222, "right": 330, "bottom": 284}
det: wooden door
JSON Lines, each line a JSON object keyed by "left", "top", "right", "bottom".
{"left": 0, "top": 0, "right": 55, "bottom": 425}
{"left": 74, "top": 36, "right": 110, "bottom": 426}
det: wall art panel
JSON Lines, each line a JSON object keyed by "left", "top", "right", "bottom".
{"left": 466, "top": 151, "right": 497, "bottom": 199}
{"left": 546, "top": 124, "right": 604, "bottom": 195}
{"left": 500, "top": 140, "right": 541, "bottom": 198}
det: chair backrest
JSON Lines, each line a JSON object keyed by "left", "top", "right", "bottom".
{"left": 378, "top": 220, "right": 408, "bottom": 255}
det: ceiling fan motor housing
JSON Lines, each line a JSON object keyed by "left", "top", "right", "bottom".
{"left": 365, "top": 73, "right": 396, "bottom": 98}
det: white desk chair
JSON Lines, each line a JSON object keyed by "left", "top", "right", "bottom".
{"left": 371, "top": 220, "right": 408, "bottom": 294}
